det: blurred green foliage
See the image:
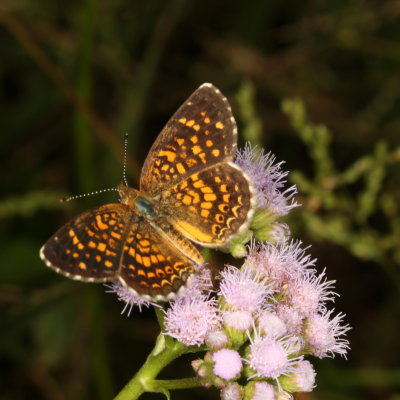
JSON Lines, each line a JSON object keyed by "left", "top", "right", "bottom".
{"left": 282, "top": 98, "right": 400, "bottom": 285}
{"left": 1, "top": 1, "right": 400, "bottom": 400}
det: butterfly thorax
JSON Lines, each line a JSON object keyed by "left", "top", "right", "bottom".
{"left": 118, "top": 184, "right": 157, "bottom": 220}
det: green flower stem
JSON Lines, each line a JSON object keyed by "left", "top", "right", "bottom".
{"left": 114, "top": 308, "right": 205, "bottom": 400}
{"left": 114, "top": 331, "right": 189, "bottom": 400}
{"left": 155, "top": 306, "right": 166, "bottom": 329}
{"left": 152, "top": 377, "right": 203, "bottom": 390}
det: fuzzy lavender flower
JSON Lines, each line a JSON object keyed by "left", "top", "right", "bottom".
{"left": 105, "top": 281, "right": 154, "bottom": 314}
{"left": 246, "top": 334, "right": 303, "bottom": 381}
{"left": 221, "top": 383, "right": 243, "bottom": 400}
{"left": 219, "top": 264, "right": 274, "bottom": 313}
{"left": 212, "top": 349, "right": 243, "bottom": 380}
{"left": 303, "top": 310, "right": 350, "bottom": 358}
{"left": 177, "top": 263, "right": 214, "bottom": 299}
{"left": 234, "top": 143, "right": 299, "bottom": 215}
{"left": 279, "top": 360, "right": 316, "bottom": 392}
{"left": 258, "top": 311, "right": 287, "bottom": 338}
{"left": 223, "top": 310, "right": 254, "bottom": 332}
{"left": 283, "top": 240, "right": 316, "bottom": 276}
{"left": 246, "top": 240, "right": 316, "bottom": 290}
{"left": 164, "top": 294, "right": 220, "bottom": 346}
{"left": 205, "top": 329, "right": 229, "bottom": 350}
{"left": 284, "top": 269, "right": 337, "bottom": 317}
{"left": 268, "top": 222, "right": 290, "bottom": 244}
{"left": 245, "top": 381, "right": 276, "bottom": 400}
{"left": 275, "top": 304, "right": 304, "bottom": 335}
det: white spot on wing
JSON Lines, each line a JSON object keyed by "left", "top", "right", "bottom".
{"left": 199, "top": 82, "right": 213, "bottom": 89}
{"left": 118, "top": 268, "right": 196, "bottom": 303}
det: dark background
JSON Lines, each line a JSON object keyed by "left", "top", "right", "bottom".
{"left": 1, "top": 1, "right": 400, "bottom": 399}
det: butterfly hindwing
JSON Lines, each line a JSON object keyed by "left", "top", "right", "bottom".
{"left": 119, "top": 219, "right": 202, "bottom": 300}
{"left": 158, "top": 162, "right": 254, "bottom": 246}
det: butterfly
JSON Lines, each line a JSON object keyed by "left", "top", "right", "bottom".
{"left": 40, "top": 83, "right": 255, "bottom": 301}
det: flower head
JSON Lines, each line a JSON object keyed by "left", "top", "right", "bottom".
{"left": 304, "top": 310, "right": 350, "bottom": 358}
{"left": 245, "top": 240, "right": 316, "bottom": 290}
{"left": 275, "top": 304, "right": 304, "bottom": 335}
{"left": 245, "top": 381, "right": 276, "bottom": 400}
{"left": 219, "top": 264, "right": 273, "bottom": 313}
{"left": 164, "top": 294, "right": 220, "bottom": 346}
{"left": 105, "top": 281, "right": 154, "bottom": 314}
{"left": 221, "top": 383, "right": 243, "bottom": 400}
{"left": 177, "top": 263, "right": 214, "bottom": 299}
{"left": 279, "top": 359, "right": 316, "bottom": 392}
{"left": 223, "top": 310, "right": 254, "bottom": 332}
{"left": 269, "top": 222, "right": 290, "bottom": 244}
{"left": 205, "top": 329, "right": 229, "bottom": 350}
{"left": 212, "top": 349, "right": 243, "bottom": 380}
{"left": 246, "top": 334, "right": 302, "bottom": 381}
{"left": 284, "top": 269, "right": 337, "bottom": 317}
{"left": 258, "top": 311, "right": 287, "bottom": 338}
{"left": 234, "top": 143, "right": 299, "bottom": 215}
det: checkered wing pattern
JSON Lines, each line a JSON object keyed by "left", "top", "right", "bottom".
{"left": 40, "top": 204, "right": 129, "bottom": 282}
{"left": 140, "top": 83, "right": 254, "bottom": 246}
{"left": 40, "top": 83, "right": 255, "bottom": 301}
{"left": 158, "top": 162, "right": 253, "bottom": 246}
{"left": 140, "top": 83, "right": 238, "bottom": 195}
{"left": 119, "top": 220, "right": 202, "bottom": 299}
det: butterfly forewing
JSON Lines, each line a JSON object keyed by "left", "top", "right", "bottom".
{"left": 40, "top": 204, "right": 131, "bottom": 282}
{"left": 140, "top": 83, "right": 238, "bottom": 195}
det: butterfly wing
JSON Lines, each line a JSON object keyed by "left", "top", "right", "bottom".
{"left": 119, "top": 218, "right": 202, "bottom": 300}
{"left": 157, "top": 162, "right": 254, "bottom": 246}
{"left": 140, "top": 83, "right": 238, "bottom": 195}
{"left": 41, "top": 202, "right": 201, "bottom": 300}
{"left": 40, "top": 203, "right": 130, "bottom": 282}
{"left": 140, "top": 83, "right": 254, "bottom": 246}
{"left": 41, "top": 83, "right": 252, "bottom": 298}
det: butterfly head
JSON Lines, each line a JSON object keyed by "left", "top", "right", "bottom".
{"left": 117, "top": 183, "right": 157, "bottom": 220}
{"left": 117, "top": 183, "right": 139, "bottom": 205}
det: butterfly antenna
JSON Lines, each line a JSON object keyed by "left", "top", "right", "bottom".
{"left": 60, "top": 187, "right": 120, "bottom": 203}
{"left": 122, "top": 132, "right": 129, "bottom": 186}
{"left": 61, "top": 134, "right": 130, "bottom": 203}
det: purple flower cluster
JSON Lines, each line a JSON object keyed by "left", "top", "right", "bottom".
{"left": 171, "top": 145, "right": 349, "bottom": 398}
{"left": 163, "top": 240, "right": 349, "bottom": 399}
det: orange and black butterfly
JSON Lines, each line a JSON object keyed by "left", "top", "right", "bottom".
{"left": 40, "top": 83, "right": 255, "bottom": 301}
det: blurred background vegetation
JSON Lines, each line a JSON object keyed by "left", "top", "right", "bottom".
{"left": 1, "top": 1, "right": 400, "bottom": 399}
